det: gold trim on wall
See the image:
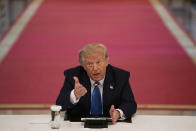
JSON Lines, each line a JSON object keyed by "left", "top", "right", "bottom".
{"left": 0, "top": 104, "right": 196, "bottom": 110}
{"left": 138, "top": 104, "right": 196, "bottom": 110}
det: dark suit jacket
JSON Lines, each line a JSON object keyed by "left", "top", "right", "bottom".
{"left": 56, "top": 64, "right": 137, "bottom": 120}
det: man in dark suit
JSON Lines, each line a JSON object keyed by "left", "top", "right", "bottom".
{"left": 56, "top": 43, "right": 137, "bottom": 124}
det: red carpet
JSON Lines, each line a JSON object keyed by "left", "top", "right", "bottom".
{"left": 0, "top": 0, "right": 196, "bottom": 108}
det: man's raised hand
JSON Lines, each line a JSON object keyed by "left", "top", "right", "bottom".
{"left": 73, "top": 76, "right": 87, "bottom": 100}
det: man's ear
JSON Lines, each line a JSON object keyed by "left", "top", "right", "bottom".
{"left": 106, "top": 57, "right": 109, "bottom": 66}
{"left": 81, "top": 63, "right": 87, "bottom": 71}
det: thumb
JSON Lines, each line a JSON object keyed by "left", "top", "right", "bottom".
{"left": 73, "top": 76, "right": 79, "bottom": 85}
{"left": 110, "top": 105, "right": 115, "bottom": 116}
{"left": 110, "top": 105, "right": 115, "bottom": 110}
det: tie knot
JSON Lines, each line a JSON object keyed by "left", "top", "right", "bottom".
{"left": 94, "top": 81, "right": 100, "bottom": 87}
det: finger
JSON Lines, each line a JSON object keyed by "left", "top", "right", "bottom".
{"left": 77, "top": 84, "right": 84, "bottom": 90}
{"left": 81, "top": 88, "right": 87, "bottom": 95}
{"left": 112, "top": 110, "right": 120, "bottom": 124}
{"left": 84, "top": 88, "right": 87, "bottom": 93}
{"left": 112, "top": 114, "right": 118, "bottom": 124}
{"left": 79, "top": 86, "right": 87, "bottom": 95}
{"left": 74, "top": 89, "right": 79, "bottom": 99}
{"left": 112, "top": 111, "right": 117, "bottom": 124}
{"left": 74, "top": 85, "right": 87, "bottom": 98}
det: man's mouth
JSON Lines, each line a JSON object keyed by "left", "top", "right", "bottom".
{"left": 93, "top": 73, "right": 100, "bottom": 77}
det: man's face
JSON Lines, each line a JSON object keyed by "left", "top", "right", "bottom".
{"left": 82, "top": 52, "right": 108, "bottom": 81}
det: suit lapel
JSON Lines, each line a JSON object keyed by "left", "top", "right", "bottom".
{"left": 102, "top": 65, "right": 114, "bottom": 115}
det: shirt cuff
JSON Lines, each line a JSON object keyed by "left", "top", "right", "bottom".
{"left": 116, "top": 109, "right": 126, "bottom": 120}
{"left": 70, "top": 89, "right": 80, "bottom": 104}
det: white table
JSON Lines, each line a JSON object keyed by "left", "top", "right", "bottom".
{"left": 0, "top": 115, "right": 195, "bottom": 131}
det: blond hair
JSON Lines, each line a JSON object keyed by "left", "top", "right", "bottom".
{"left": 79, "top": 43, "right": 108, "bottom": 65}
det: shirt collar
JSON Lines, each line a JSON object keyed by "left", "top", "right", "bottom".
{"left": 90, "top": 78, "right": 104, "bottom": 87}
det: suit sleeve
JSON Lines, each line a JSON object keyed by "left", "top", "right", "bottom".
{"left": 56, "top": 72, "right": 75, "bottom": 110}
{"left": 118, "top": 73, "right": 137, "bottom": 118}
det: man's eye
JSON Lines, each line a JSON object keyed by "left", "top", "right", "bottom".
{"left": 87, "top": 63, "right": 93, "bottom": 66}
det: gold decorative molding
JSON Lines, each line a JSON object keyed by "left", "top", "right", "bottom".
{"left": 138, "top": 104, "right": 196, "bottom": 110}
{"left": 0, "top": 104, "right": 51, "bottom": 109}
{"left": 0, "top": 104, "right": 196, "bottom": 110}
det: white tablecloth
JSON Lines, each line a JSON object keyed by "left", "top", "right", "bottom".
{"left": 0, "top": 115, "right": 195, "bottom": 131}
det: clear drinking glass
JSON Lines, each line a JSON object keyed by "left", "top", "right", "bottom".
{"left": 50, "top": 105, "right": 62, "bottom": 129}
